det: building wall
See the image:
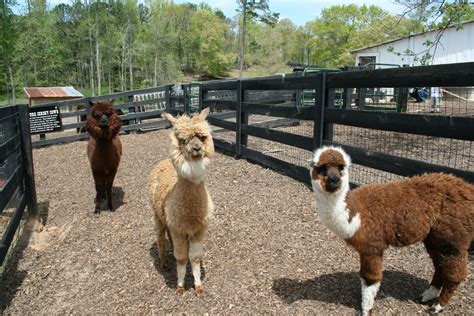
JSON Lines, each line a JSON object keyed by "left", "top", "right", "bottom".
{"left": 354, "top": 21, "right": 474, "bottom": 67}
{"left": 353, "top": 22, "right": 474, "bottom": 100}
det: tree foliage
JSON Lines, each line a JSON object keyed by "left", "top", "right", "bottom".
{"left": 1, "top": 0, "right": 470, "bottom": 101}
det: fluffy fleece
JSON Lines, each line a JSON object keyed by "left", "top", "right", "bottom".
{"left": 85, "top": 100, "right": 122, "bottom": 213}
{"left": 147, "top": 107, "right": 214, "bottom": 293}
{"left": 310, "top": 146, "right": 474, "bottom": 315}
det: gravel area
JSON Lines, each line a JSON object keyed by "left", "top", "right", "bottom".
{"left": 0, "top": 129, "right": 473, "bottom": 314}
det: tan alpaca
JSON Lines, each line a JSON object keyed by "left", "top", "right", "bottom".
{"left": 310, "top": 146, "right": 474, "bottom": 315}
{"left": 147, "top": 108, "right": 214, "bottom": 293}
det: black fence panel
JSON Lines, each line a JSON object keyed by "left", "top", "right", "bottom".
{"left": 26, "top": 63, "right": 474, "bottom": 190}
{"left": 0, "top": 104, "right": 37, "bottom": 265}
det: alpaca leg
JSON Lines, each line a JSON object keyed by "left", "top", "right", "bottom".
{"left": 421, "top": 239, "right": 443, "bottom": 303}
{"left": 106, "top": 169, "right": 117, "bottom": 211}
{"left": 167, "top": 228, "right": 174, "bottom": 250}
{"left": 189, "top": 236, "right": 204, "bottom": 293}
{"left": 359, "top": 254, "right": 383, "bottom": 316}
{"left": 154, "top": 214, "right": 168, "bottom": 269}
{"left": 93, "top": 173, "right": 104, "bottom": 213}
{"left": 430, "top": 249, "right": 468, "bottom": 313}
{"left": 170, "top": 232, "right": 189, "bottom": 292}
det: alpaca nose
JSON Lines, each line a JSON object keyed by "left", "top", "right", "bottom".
{"left": 100, "top": 115, "right": 109, "bottom": 127}
{"left": 327, "top": 174, "right": 340, "bottom": 191}
{"left": 192, "top": 146, "right": 201, "bottom": 152}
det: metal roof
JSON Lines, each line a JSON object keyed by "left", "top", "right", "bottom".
{"left": 23, "top": 86, "right": 83, "bottom": 99}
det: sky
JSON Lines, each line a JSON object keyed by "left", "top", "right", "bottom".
{"left": 174, "top": 0, "right": 407, "bottom": 26}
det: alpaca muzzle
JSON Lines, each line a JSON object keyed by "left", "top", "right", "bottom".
{"left": 100, "top": 114, "right": 109, "bottom": 129}
{"left": 326, "top": 172, "right": 341, "bottom": 192}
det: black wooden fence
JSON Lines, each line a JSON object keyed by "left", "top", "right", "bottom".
{"left": 22, "top": 62, "right": 474, "bottom": 188}
{"left": 0, "top": 104, "right": 37, "bottom": 265}
{"left": 199, "top": 62, "right": 474, "bottom": 186}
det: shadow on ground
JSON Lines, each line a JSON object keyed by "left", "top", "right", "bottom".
{"left": 0, "top": 200, "right": 50, "bottom": 312}
{"left": 112, "top": 186, "right": 125, "bottom": 210}
{"left": 92, "top": 186, "right": 125, "bottom": 213}
{"left": 272, "top": 270, "right": 429, "bottom": 309}
{"left": 149, "top": 241, "right": 206, "bottom": 290}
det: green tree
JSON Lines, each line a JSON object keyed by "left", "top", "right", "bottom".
{"left": 305, "top": 4, "right": 410, "bottom": 66}
{"left": 236, "top": 0, "right": 279, "bottom": 78}
{"left": 15, "top": 0, "right": 62, "bottom": 87}
{"left": 186, "top": 9, "right": 234, "bottom": 78}
{"left": 0, "top": 0, "right": 16, "bottom": 103}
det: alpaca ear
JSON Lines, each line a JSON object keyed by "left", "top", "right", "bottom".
{"left": 89, "top": 100, "right": 94, "bottom": 107}
{"left": 161, "top": 112, "right": 177, "bottom": 125}
{"left": 194, "top": 107, "right": 210, "bottom": 121}
{"left": 108, "top": 99, "right": 115, "bottom": 104}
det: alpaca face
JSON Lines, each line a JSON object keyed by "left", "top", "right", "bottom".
{"left": 310, "top": 147, "right": 351, "bottom": 193}
{"left": 162, "top": 108, "right": 214, "bottom": 182}
{"left": 86, "top": 100, "right": 122, "bottom": 140}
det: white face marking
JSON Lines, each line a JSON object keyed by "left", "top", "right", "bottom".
{"left": 421, "top": 285, "right": 440, "bottom": 303}
{"left": 176, "top": 158, "right": 209, "bottom": 183}
{"left": 310, "top": 165, "right": 361, "bottom": 239}
{"left": 360, "top": 278, "right": 380, "bottom": 315}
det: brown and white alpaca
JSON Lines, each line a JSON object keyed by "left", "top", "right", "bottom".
{"left": 85, "top": 100, "right": 122, "bottom": 213}
{"left": 309, "top": 146, "right": 474, "bottom": 315}
{"left": 147, "top": 108, "right": 214, "bottom": 293}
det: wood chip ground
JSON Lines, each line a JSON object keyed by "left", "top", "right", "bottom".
{"left": 1, "top": 129, "right": 472, "bottom": 314}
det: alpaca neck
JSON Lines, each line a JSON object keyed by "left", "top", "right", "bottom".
{"left": 173, "top": 157, "right": 209, "bottom": 184}
{"left": 314, "top": 180, "right": 361, "bottom": 240}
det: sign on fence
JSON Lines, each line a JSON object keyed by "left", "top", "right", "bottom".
{"left": 29, "top": 105, "right": 62, "bottom": 134}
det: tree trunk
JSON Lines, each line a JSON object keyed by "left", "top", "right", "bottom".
{"left": 8, "top": 65, "right": 15, "bottom": 105}
{"left": 239, "top": 8, "right": 247, "bottom": 79}
{"left": 128, "top": 18, "right": 133, "bottom": 91}
{"left": 154, "top": 54, "right": 158, "bottom": 86}
{"left": 95, "top": 11, "right": 101, "bottom": 95}
{"left": 88, "top": 25, "right": 95, "bottom": 96}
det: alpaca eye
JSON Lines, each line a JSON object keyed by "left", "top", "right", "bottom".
{"left": 179, "top": 138, "right": 187, "bottom": 145}
{"left": 339, "top": 165, "right": 345, "bottom": 172}
{"left": 198, "top": 135, "right": 207, "bottom": 142}
{"left": 316, "top": 165, "right": 327, "bottom": 176}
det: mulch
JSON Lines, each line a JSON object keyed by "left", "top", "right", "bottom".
{"left": 0, "top": 129, "right": 472, "bottom": 314}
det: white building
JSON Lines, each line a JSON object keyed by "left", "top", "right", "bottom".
{"left": 351, "top": 19, "right": 474, "bottom": 100}
{"left": 352, "top": 19, "right": 474, "bottom": 67}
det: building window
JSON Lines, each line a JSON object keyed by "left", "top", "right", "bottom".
{"left": 358, "top": 56, "right": 376, "bottom": 69}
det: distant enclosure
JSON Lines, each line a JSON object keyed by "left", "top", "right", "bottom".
{"left": 1, "top": 62, "right": 473, "bottom": 263}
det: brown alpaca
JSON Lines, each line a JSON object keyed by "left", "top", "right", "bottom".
{"left": 86, "top": 100, "right": 122, "bottom": 213}
{"left": 310, "top": 146, "right": 474, "bottom": 315}
{"left": 147, "top": 108, "right": 214, "bottom": 293}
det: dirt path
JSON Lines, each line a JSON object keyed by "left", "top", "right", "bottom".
{"left": 1, "top": 130, "right": 472, "bottom": 314}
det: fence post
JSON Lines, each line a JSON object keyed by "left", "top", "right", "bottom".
{"left": 17, "top": 104, "right": 38, "bottom": 217}
{"left": 343, "top": 88, "right": 352, "bottom": 109}
{"left": 357, "top": 88, "right": 366, "bottom": 110}
{"left": 325, "top": 87, "right": 334, "bottom": 143}
{"left": 127, "top": 94, "right": 137, "bottom": 134}
{"left": 165, "top": 85, "right": 171, "bottom": 114}
{"left": 396, "top": 87, "right": 409, "bottom": 112}
{"left": 313, "top": 73, "right": 326, "bottom": 151}
{"left": 183, "top": 84, "right": 189, "bottom": 114}
{"left": 198, "top": 83, "right": 204, "bottom": 112}
{"left": 236, "top": 80, "right": 244, "bottom": 156}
